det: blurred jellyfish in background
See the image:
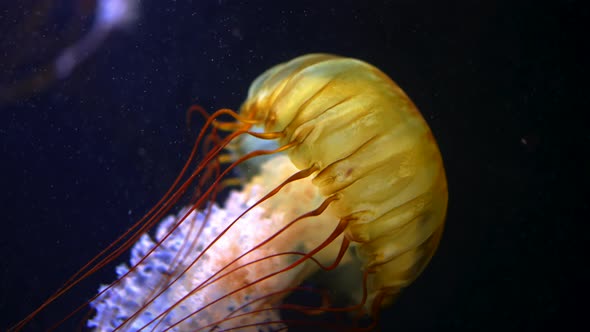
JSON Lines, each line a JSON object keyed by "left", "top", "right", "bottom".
{"left": 0, "top": 0, "right": 140, "bottom": 104}
{"left": 55, "top": 0, "right": 140, "bottom": 79}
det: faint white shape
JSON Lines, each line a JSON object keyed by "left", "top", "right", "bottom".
{"left": 54, "top": 0, "right": 141, "bottom": 79}
{"left": 96, "top": 0, "right": 141, "bottom": 29}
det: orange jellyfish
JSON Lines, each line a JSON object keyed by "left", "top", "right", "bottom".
{"left": 12, "top": 53, "right": 447, "bottom": 331}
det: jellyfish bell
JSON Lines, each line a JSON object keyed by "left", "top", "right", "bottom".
{"left": 11, "top": 54, "right": 447, "bottom": 331}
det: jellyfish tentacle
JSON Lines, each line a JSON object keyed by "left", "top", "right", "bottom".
{"left": 110, "top": 145, "right": 305, "bottom": 330}
{"left": 163, "top": 212, "right": 350, "bottom": 332}
{"left": 132, "top": 164, "right": 323, "bottom": 330}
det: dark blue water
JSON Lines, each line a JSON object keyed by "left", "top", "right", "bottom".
{"left": 0, "top": 0, "right": 581, "bottom": 331}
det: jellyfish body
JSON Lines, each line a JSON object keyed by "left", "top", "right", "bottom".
{"left": 89, "top": 54, "right": 447, "bottom": 330}
{"left": 13, "top": 54, "right": 447, "bottom": 331}
{"left": 240, "top": 54, "right": 448, "bottom": 309}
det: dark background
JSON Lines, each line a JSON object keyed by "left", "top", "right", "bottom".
{"left": 0, "top": 0, "right": 585, "bottom": 331}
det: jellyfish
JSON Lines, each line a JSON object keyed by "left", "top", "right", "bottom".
{"left": 55, "top": 0, "right": 141, "bottom": 79}
{"left": 0, "top": 0, "right": 140, "bottom": 104}
{"left": 12, "top": 54, "right": 447, "bottom": 331}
